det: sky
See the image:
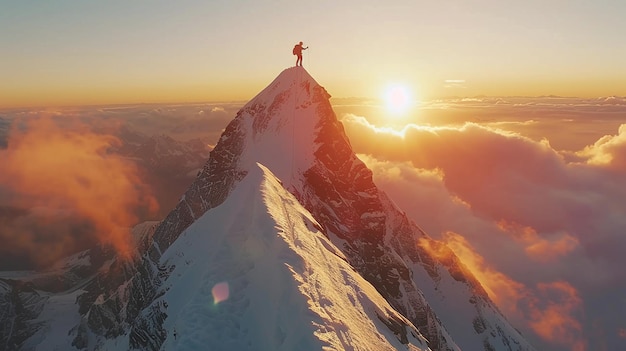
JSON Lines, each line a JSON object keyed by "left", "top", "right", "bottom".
{"left": 2, "top": 0, "right": 626, "bottom": 108}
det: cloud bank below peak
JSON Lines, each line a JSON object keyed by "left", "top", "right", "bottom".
{"left": 342, "top": 113, "right": 626, "bottom": 351}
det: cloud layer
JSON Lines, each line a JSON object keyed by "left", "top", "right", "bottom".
{"left": 0, "top": 103, "right": 237, "bottom": 269}
{"left": 342, "top": 112, "right": 626, "bottom": 351}
{"left": 0, "top": 117, "right": 158, "bottom": 266}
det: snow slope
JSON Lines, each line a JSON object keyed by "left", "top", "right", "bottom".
{"left": 150, "top": 163, "right": 430, "bottom": 350}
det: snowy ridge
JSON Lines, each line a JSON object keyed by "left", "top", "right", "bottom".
{"left": 145, "top": 163, "right": 431, "bottom": 350}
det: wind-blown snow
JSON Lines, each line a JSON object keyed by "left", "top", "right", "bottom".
{"left": 154, "top": 163, "right": 430, "bottom": 351}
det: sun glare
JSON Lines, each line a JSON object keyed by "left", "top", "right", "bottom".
{"left": 384, "top": 85, "right": 414, "bottom": 115}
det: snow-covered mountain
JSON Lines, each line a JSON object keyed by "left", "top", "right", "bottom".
{"left": 119, "top": 132, "right": 213, "bottom": 218}
{"left": 119, "top": 133, "right": 211, "bottom": 176}
{"left": 0, "top": 67, "right": 535, "bottom": 351}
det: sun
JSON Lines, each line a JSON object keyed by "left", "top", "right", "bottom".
{"left": 384, "top": 84, "right": 414, "bottom": 115}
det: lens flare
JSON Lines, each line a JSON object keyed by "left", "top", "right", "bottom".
{"left": 212, "top": 282, "right": 230, "bottom": 304}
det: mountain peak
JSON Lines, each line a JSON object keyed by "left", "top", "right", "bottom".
{"left": 245, "top": 67, "right": 323, "bottom": 109}
{"left": 2, "top": 68, "right": 536, "bottom": 351}
{"left": 108, "top": 68, "right": 534, "bottom": 350}
{"left": 220, "top": 66, "right": 332, "bottom": 191}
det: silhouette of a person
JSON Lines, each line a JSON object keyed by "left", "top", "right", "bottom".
{"left": 294, "top": 41, "right": 308, "bottom": 67}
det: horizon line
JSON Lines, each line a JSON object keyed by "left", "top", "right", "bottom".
{"left": 2, "top": 94, "right": 625, "bottom": 111}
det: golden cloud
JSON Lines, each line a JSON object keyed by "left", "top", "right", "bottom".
{"left": 0, "top": 117, "right": 158, "bottom": 261}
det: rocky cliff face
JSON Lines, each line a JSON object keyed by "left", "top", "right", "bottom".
{"left": 0, "top": 279, "right": 47, "bottom": 350}
{"left": 278, "top": 68, "right": 529, "bottom": 351}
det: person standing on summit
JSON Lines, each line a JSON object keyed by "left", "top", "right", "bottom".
{"left": 293, "top": 41, "right": 308, "bottom": 67}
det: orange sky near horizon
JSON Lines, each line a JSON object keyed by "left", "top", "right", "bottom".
{"left": 2, "top": 1, "right": 625, "bottom": 108}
